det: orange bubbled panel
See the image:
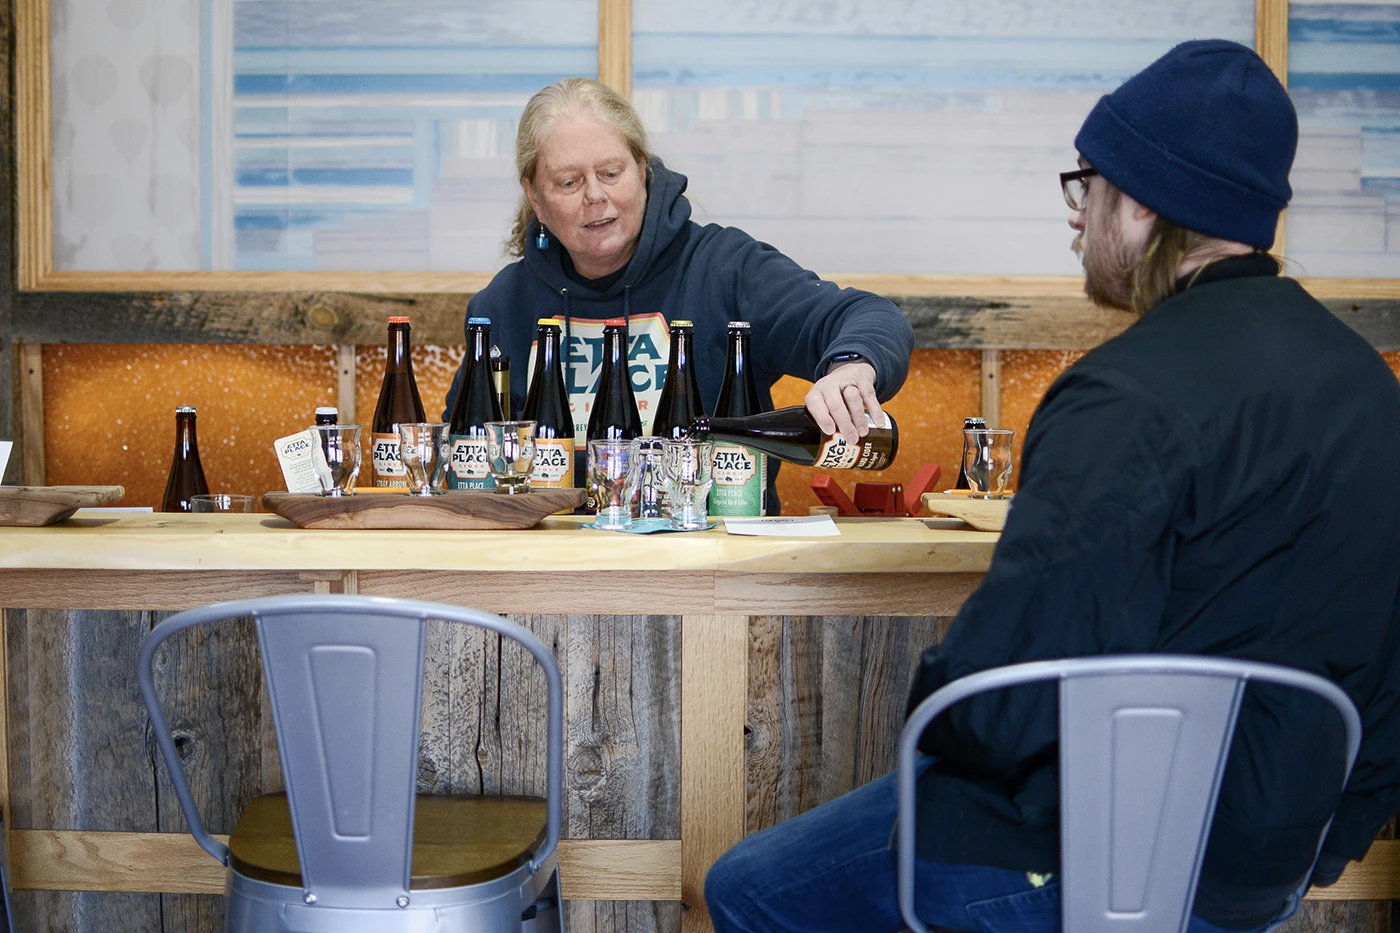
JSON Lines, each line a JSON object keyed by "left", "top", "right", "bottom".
{"left": 354, "top": 344, "right": 466, "bottom": 427}
{"left": 770, "top": 349, "right": 1083, "bottom": 515}
{"left": 43, "top": 345, "right": 338, "bottom": 509}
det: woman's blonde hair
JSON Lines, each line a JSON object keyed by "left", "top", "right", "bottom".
{"left": 507, "top": 78, "right": 651, "bottom": 258}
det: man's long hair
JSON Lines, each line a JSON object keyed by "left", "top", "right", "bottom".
{"left": 1086, "top": 183, "right": 1283, "bottom": 316}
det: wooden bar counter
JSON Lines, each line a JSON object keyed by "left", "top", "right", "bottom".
{"left": 0, "top": 513, "right": 1392, "bottom": 933}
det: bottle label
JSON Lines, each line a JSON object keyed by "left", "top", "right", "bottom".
{"left": 708, "top": 444, "right": 766, "bottom": 516}
{"left": 813, "top": 414, "right": 894, "bottom": 471}
{"left": 448, "top": 435, "right": 496, "bottom": 490}
{"left": 531, "top": 438, "right": 575, "bottom": 487}
{"left": 372, "top": 432, "right": 408, "bottom": 487}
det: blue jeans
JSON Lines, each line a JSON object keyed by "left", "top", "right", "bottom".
{"left": 705, "top": 767, "right": 1299, "bottom": 933}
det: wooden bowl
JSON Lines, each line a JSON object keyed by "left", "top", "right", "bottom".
{"left": 0, "top": 486, "right": 127, "bottom": 526}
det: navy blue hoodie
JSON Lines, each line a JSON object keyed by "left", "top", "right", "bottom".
{"left": 443, "top": 157, "right": 914, "bottom": 450}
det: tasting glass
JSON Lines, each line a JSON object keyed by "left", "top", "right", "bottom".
{"left": 484, "top": 421, "right": 538, "bottom": 494}
{"left": 963, "top": 428, "right": 1015, "bottom": 499}
{"left": 664, "top": 438, "right": 715, "bottom": 530}
{"left": 190, "top": 493, "right": 255, "bottom": 513}
{"left": 588, "top": 438, "right": 639, "bottom": 530}
{"left": 398, "top": 422, "right": 450, "bottom": 496}
{"left": 630, "top": 437, "right": 668, "bottom": 519}
{"left": 311, "top": 424, "right": 361, "bottom": 496}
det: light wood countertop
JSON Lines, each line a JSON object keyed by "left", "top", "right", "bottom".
{"left": 0, "top": 512, "right": 998, "bottom": 575}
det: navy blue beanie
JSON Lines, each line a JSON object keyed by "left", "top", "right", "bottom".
{"left": 1074, "top": 39, "right": 1297, "bottom": 250}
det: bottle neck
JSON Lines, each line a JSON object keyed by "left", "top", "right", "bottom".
{"left": 535, "top": 330, "right": 560, "bottom": 374}
{"left": 387, "top": 325, "right": 413, "bottom": 373}
{"left": 175, "top": 414, "right": 199, "bottom": 458}
{"left": 604, "top": 330, "right": 628, "bottom": 377}
{"left": 470, "top": 328, "right": 490, "bottom": 364}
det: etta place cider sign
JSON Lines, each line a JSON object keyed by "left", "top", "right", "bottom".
{"left": 526, "top": 312, "right": 673, "bottom": 445}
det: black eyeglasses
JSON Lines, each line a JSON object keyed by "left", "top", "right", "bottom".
{"left": 1060, "top": 167, "right": 1098, "bottom": 211}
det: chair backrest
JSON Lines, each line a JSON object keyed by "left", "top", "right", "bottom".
{"left": 896, "top": 655, "right": 1361, "bottom": 933}
{"left": 138, "top": 594, "right": 563, "bottom": 910}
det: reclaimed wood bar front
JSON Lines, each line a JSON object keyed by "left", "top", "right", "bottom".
{"left": 0, "top": 513, "right": 1394, "bottom": 933}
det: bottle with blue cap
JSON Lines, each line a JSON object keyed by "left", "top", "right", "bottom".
{"left": 447, "top": 317, "right": 502, "bottom": 489}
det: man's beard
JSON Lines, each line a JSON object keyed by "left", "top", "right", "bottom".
{"left": 1073, "top": 214, "right": 1140, "bottom": 312}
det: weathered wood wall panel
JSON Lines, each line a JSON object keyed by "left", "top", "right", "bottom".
{"left": 12, "top": 292, "right": 1400, "bottom": 352}
{"left": 746, "top": 615, "right": 952, "bottom": 831}
{"left": 5, "top": 608, "right": 161, "bottom": 930}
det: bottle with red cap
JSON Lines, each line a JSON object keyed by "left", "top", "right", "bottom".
{"left": 371, "top": 316, "right": 426, "bottom": 487}
{"left": 586, "top": 318, "right": 643, "bottom": 444}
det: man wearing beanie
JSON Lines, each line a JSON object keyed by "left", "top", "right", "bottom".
{"left": 704, "top": 40, "right": 1400, "bottom": 933}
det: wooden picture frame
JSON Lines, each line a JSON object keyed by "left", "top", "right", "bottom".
{"left": 15, "top": 0, "right": 1398, "bottom": 300}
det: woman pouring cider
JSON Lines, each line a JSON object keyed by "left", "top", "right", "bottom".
{"left": 443, "top": 78, "right": 913, "bottom": 512}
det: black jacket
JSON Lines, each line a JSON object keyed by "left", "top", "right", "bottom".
{"left": 908, "top": 256, "right": 1400, "bottom": 928}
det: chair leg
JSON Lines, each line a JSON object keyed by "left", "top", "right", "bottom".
{"left": 522, "top": 868, "right": 563, "bottom": 932}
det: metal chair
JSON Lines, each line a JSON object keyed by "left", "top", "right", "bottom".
{"left": 138, "top": 595, "right": 564, "bottom": 933}
{"left": 897, "top": 655, "right": 1362, "bottom": 933}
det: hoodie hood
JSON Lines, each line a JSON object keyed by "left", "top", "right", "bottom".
{"left": 522, "top": 156, "right": 693, "bottom": 297}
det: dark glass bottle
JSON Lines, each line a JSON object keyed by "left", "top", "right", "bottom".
{"left": 955, "top": 417, "right": 987, "bottom": 490}
{"left": 371, "top": 316, "right": 426, "bottom": 487}
{"left": 651, "top": 320, "right": 704, "bottom": 440}
{"left": 491, "top": 347, "right": 511, "bottom": 420}
{"left": 447, "top": 318, "right": 503, "bottom": 490}
{"left": 585, "top": 318, "right": 643, "bottom": 509}
{"left": 709, "top": 321, "right": 768, "bottom": 516}
{"left": 522, "top": 318, "right": 575, "bottom": 489}
{"left": 586, "top": 318, "right": 643, "bottom": 442}
{"left": 161, "top": 406, "right": 210, "bottom": 512}
{"left": 690, "top": 406, "right": 898, "bottom": 471}
{"left": 314, "top": 407, "right": 338, "bottom": 426}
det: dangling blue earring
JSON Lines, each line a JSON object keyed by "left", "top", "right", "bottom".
{"left": 535, "top": 224, "right": 550, "bottom": 250}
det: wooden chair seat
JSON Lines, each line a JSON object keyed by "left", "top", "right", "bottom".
{"left": 228, "top": 793, "right": 549, "bottom": 889}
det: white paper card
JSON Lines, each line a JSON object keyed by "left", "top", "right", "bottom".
{"left": 723, "top": 515, "right": 841, "bottom": 537}
{"left": 274, "top": 429, "right": 331, "bottom": 494}
{"left": 0, "top": 441, "right": 11, "bottom": 480}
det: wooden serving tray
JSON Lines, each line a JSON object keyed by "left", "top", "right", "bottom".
{"left": 0, "top": 485, "right": 126, "bottom": 526}
{"left": 262, "top": 488, "right": 585, "bottom": 530}
{"left": 920, "top": 494, "right": 1011, "bottom": 532}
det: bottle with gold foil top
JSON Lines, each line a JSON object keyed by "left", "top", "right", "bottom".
{"left": 371, "top": 316, "right": 426, "bottom": 487}
{"left": 651, "top": 320, "right": 704, "bottom": 440}
{"left": 522, "top": 318, "right": 575, "bottom": 489}
{"left": 709, "top": 322, "right": 768, "bottom": 516}
{"left": 491, "top": 347, "right": 511, "bottom": 420}
{"left": 447, "top": 318, "right": 502, "bottom": 489}
{"left": 161, "top": 405, "right": 210, "bottom": 512}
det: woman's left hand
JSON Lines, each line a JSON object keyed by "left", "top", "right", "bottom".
{"left": 806, "top": 361, "right": 883, "bottom": 445}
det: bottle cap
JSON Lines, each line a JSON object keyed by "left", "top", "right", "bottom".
{"left": 537, "top": 317, "right": 563, "bottom": 327}
{"left": 175, "top": 405, "right": 197, "bottom": 415}
{"left": 467, "top": 317, "right": 491, "bottom": 326}
{"left": 604, "top": 318, "right": 627, "bottom": 327}
{"left": 671, "top": 319, "right": 694, "bottom": 328}
{"left": 388, "top": 316, "right": 411, "bottom": 324}
{"left": 315, "top": 406, "right": 338, "bottom": 415}
{"left": 727, "top": 321, "right": 751, "bottom": 330}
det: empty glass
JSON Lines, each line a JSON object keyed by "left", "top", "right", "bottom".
{"left": 398, "top": 422, "right": 450, "bottom": 496}
{"left": 190, "top": 494, "right": 254, "bottom": 513}
{"left": 588, "top": 438, "right": 639, "bottom": 529}
{"left": 631, "top": 437, "right": 667, "bottom": 519}
{"left": 311, "top": 424, "right": 361, "bottom": 496}
{"left": 963, "top": 428, "right": 1015, "bottom": 499}
{"left": 484, "top": 421, "right": 538, "bottom": 494}
{"left": 664, "top": 438, "right": 715, "bottom": 530}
